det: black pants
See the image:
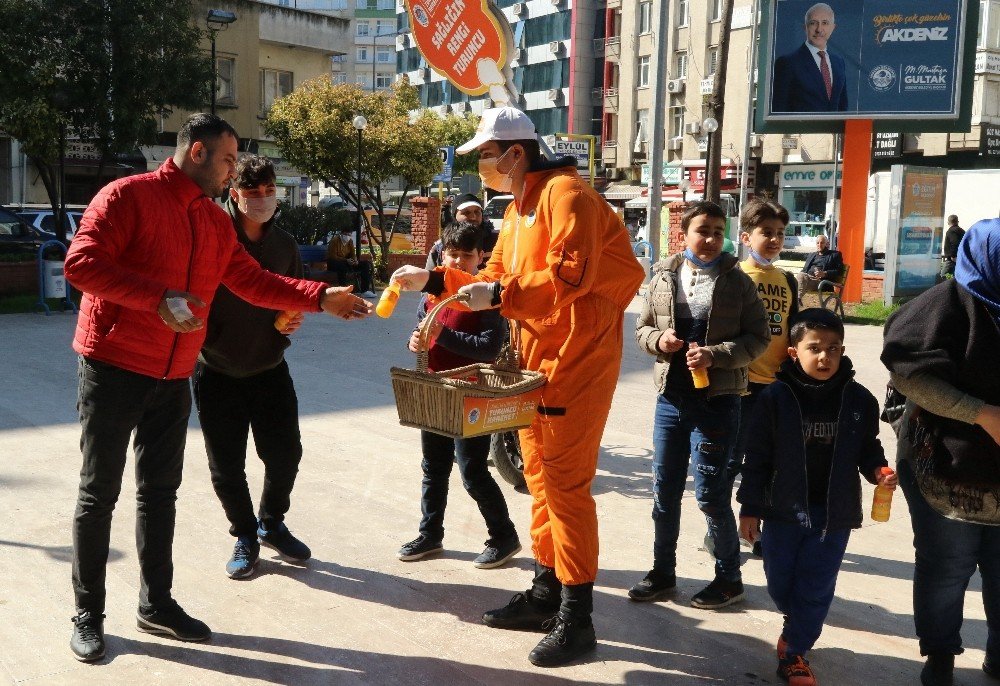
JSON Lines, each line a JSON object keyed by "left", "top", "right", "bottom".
{"left": 72, "top": 357, "right": 191, "bottom": 613}
{"left": 193, "top": 361, "right": 302, "bottom": 539}
{"left": 327, "top": 258, "right": 373, "bottom": 292}
{"left": 418, "top": 430, "right": 517, "bottom": 543}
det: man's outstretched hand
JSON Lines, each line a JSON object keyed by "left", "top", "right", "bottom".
{"left": 321, "top": 286, "right": 374, "bottom": 320}
{"left": 157, "top": 290, "right": 205, "bottom": 333}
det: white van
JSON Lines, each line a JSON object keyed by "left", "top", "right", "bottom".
{"left": 484, "top": 194, "right": 514, "bottom": 232}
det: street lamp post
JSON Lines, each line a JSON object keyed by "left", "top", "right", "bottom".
{"left": 702, "top": 117, "right": 719, "bottom": 203}
{"left": 206, "top": 9, "right": 237, "bottom": 115}
{"left": 352, "top": 114, "right": 368, "bottom": 262}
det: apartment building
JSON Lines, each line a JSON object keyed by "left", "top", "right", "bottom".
{"left": 1, "top": 0, "right": 351, "bottom": 207}
{"left": 603, "top": 0, "right": 1000, "bottom": 231}
{"left": 396, "top": 0, "right": 605, "bottom": 138}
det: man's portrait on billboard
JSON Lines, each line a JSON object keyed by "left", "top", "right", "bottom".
{"left": 771, "top": 3, "right": 848, "bottom": 113}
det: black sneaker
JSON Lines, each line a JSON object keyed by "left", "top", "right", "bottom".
{"left": 984, "top": 653, "right": 1000, "bottom": 679}
{"left": 628, "top": 570, "right": 676, "bottom": 602}
{"left": 482, "top": 592, "right": 559, "bottom": 632}
{"left": 257, "top": 521, "right": 311, "bottom": 562}
{"left": 690, "top": 576, "right": 746, "bottom": 609}
{"left": 136, "top": 603, "right": 211, "bottom": 642}
{"left": 70, "top": 611, "right": 106, "bottom": 662}
{"left": 473, "top": 537, "right": 522, "bottom": 569}
{"left": 752, "top": 540, "right": 764, "bottom": 558}
{"left": 397, "top": 535, "right": 444, "bottom": 561}
{"left": 527, "top": 617, "right": 597, "bottom": 667}
{"left": 921, "top": 653, "right": 955, "bottom": 686}
{"left": 225, "top": 536, "right": 260, "bottom": 579}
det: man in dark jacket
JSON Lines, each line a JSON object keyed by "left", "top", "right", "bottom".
{"left": 796, "top": 234, "right": 844, "bottom": 304}
{"left": 194, "top": 155, "right": 312, "bottom": 581}
{"left": 940, "top": 214, "right": 965, "bottom": 278}
{"left": 65, "top": 114, "right": 372, "bottom": 664}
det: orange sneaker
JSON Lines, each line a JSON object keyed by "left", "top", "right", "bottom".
{"left": 777, "top": 634, "right": 788, "bottom": 661}
{"left": 777, "top": 655, "right": 817, "bottom": 686}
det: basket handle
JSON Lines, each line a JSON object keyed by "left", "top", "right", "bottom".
{"left": 494, "top": 319, "right": 524, "bottom": 372}
{"left": 416, "top": 292, "right": 471, "bottom": 373}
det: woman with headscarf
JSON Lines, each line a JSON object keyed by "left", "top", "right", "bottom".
{"left": 882, "top": 218, "right": 1000, "bottom": 686}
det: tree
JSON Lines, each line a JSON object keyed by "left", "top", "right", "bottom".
{"left": 0, "top": 0, "right": 209, "bottom": 243}
{"left": 266, "top": 78, "right": 479, "bottom": 275}
{"left": 705, "top": 0, "right": 735, "bottom": 204}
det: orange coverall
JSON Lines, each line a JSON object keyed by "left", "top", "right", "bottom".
{"left": 439, "top": 164, "right": 644, "bottom": 585}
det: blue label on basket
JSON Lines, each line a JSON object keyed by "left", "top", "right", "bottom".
{"left": 468, "top": 408, "right": 481, "bottom": 425}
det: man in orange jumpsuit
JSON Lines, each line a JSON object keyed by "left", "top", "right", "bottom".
{"left": 392, "top": 107, "right": 644, "bottom": 667}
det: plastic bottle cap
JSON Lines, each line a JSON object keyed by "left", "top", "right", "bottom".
{"left": 880, "top": 467, "right": 894, "bottom": 476}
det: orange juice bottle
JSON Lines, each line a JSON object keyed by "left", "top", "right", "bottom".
{"left": 871, "top": 467, "right": 895, "bottom": 522}
{"left": 689, "top": 342, "right": 710, "bottom": 388}
{"left": 274, "top": 310, "right": 299, "bottom": 331}
{"left": 376, "top": 282, "right": 400, "bottom": 318}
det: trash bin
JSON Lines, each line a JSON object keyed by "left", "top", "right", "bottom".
{"left": 43, "top": 260, "right": 66, "bottom": 298}
{"left": 633, "top": 241, "right": 653, "bottom": 287}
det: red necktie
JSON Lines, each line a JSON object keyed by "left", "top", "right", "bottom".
{"left": 819, "top": 50, "right": 832, "bottom": 100}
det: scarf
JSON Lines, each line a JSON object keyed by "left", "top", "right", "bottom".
{"left": 954, "top": 218, "right": 1000, "bottom": 323}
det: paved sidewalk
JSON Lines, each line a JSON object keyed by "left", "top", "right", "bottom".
{"left": 0, "top": 295, "right": 993, "bottom": 685}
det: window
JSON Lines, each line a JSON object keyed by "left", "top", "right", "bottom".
{"left": 332, "top": 72, "right": 348, "bottom": 84}
{"left": 377, "top": 0, "right": 394, "bottom": 8}
{"left": 708, "top": 46, "right": 718, "bottom": 75}
{"left": 261, "top": 69, "right": 293, "bottom": 114}
{"left": 638, "top": 55, "right": 650, "bottom": 87}
{"left": 523, "top": 12, "right": 571, "bottom": 46}
{"left": 356, "top": 73, "right": 370, "bottom": 87}
{"left": 636, "top": 108, "right": 649, "bottom": 143}
{"left": 981, "top": 0, "right": 1000, "bottom": 49}
{"left": 675, "top": 51, "right": 688, "bottom": 78}
{"left": 356, "top": 46, "right": 370, "bottom": 63}
{"left": 376, "top": 73, "right": 392, "bottom": 89}
{"left": 215, "top": 56, "right": 236, "bottom": 106}
{"left": 638, "top": 1, "right": 652, "bottom": 33}
{"left": 671, "top": 105, "right": 685, "bottom": 139}
{"left": 677, "top": 0, "right": 689, "bottom": 27}
{"left": 377, "top": 47, "right": 393, "bottom": 63}
{"left": 710, "top": 0, "right": 722, "bottom": 21}
{"left": 356, "top": 20, "right": 370, "bottom": 36}
{"left": 355, "top": 0, "right": 369, "bottom": 8}
{"left": 376, "top": 19, "right": 394, "bottom": 35}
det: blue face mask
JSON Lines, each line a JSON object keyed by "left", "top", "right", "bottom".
{"left": 749, "top": 249, "right": 773, "bottom": 266}
{"left": 683, "top": 248, "right": 723, "bottom": 269}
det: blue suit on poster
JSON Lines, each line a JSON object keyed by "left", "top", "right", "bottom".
{"left": 772, "top": 43, "right": 848, "bottom": 113}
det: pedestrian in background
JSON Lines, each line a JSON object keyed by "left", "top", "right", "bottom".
{"left": 939, "top": 214, "right": 965, "bottom": 279}
{"left": 65, "top": 113, "right": 372, "bottom": 664}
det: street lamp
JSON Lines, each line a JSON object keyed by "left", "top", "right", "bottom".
{"left": 206, "top": 9, "right": 237, "bottom": 115}
{"left": 702, "top": 117, "right": 719, "bottom": 201}
{"left": 352, "top": 114, "right": 368, "bottom": 262}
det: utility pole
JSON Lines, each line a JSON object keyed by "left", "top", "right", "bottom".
{"left": 705, "top": 0, "right": 735, "bottom": 204}
{"left": 646, "top": 0, "right": 672, "bottom": 261}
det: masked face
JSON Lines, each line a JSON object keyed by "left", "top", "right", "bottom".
{"left": 234, "top": 185, "right": 278, "bottom": 224}
{"left": 478, "top": 146, "right": 517, "bottom": 193}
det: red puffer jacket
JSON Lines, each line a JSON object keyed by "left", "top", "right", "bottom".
{"left": 66, "top": 159, "right": 325, "bottom": 380}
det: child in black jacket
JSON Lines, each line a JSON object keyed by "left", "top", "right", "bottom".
{"left": 736, "top": 308, "right": 897, "bottom": 685}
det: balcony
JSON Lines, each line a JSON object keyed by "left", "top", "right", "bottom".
{"left": 604, "top": 36, "right": 621, "bottom": 61}
{"left": 602, "top": 140, "right": 618, "bottom": 164}
{"left": 603, "top": 87, "right": 619, "bottom": 109}
{"left": 606, "top": 0, "right": 621, "bottom": 8}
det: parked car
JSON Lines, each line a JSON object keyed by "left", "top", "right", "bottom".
{"left": 0, "top": 206, "right": 47, "bottom": 254}
{"left": 484, "top": 194, "right": 514, "bottom": 232}
{"left": 360, "top": 209, "right": 414, "bottom": 252}
{"left": 16, "top": 205, "right": 86, "bottom": 238}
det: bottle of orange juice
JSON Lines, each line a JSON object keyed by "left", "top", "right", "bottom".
{"left": 376, "top": 282, "right": 401, "bottom": 318}
{"left": 871, "top": 467, "right": 895, "bottom": 522}
{"left": 689, "top": 342, "right": 710, "bottom": 389}
{"left": 274, "top": 310, "right": 299, "bottom": 331}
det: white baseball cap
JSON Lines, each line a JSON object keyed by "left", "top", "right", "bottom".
{"left": 456, "top": 107, "right": 536, "bottom": 154}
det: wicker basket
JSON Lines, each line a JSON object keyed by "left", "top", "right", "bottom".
{"left": 391, "top": 293, "right": 546, "bottom": 438}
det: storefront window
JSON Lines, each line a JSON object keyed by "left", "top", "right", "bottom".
{"left": 782, "top": 189, "right": 829, "bottom": 235}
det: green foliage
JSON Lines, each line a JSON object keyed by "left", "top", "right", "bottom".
{"left": 845, "top": 300, "right": 899, "bottom": 326}
{"left": 272, "top": 204, "right": 357, "bottom": 246}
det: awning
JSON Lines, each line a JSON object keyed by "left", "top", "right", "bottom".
{"left": 602, "top": 183, "right": 645, "bottom": 201}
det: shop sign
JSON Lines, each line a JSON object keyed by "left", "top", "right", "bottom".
{"left": 981, "top": 123, "right": 1000, "bottom": 157}
{"left": 779, "top": 164, "right": 843, "bottom": 188}
{"left": 872, "top": 132, "right": 903, "bottom": 159}
{"left": 781, "top": 137, "right": 798, "bottom": 149}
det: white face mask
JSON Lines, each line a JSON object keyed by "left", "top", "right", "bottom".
{"left": 237, "top": 193, "right": 277, "bottom": 223}
{"left": 478, "top": 147, "right": 516, "bottom": 193}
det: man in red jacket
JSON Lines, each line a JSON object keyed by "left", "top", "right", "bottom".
{"left": 64, "top": 113, "right": 372, "bottom": 663}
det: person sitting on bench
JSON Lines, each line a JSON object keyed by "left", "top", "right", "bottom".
{"left": 796, "top": 235, "right": 843, "bottom": 303}
{"left": 327, "top": 229, "right": 374, "bottom": 297}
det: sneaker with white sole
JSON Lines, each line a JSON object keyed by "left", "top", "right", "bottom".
{"left": 690, "top": 576, "right": 745, "bottom": 609}
{"left": 397, "top": 535, "right": 444, "bottom": 561}
{"left": 473, "top": 537, "right": 521, "bottom": 569}
{"left": 225, "top": 536, "right": 259, "bottom": 579}
{"left": 136, "top": 602, "right": 211, "bottom": 642}
{"left": 257, "top": 521, "right": 311, "bottom": 562}
{"left": 70, "top": 611, "right": 106, "bottom": 662}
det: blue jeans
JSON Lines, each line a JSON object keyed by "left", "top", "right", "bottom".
{"left": 651, "top": 390, "right": 741, "bottom": 581}
{"left": 418, "top": 431, "right": 517, "bottom": 544}
{"left": 899, "top": 459, "right": 1000, "bottom": 658}
{"left": 761, "top": 509, "right": 850, "bottom": 657}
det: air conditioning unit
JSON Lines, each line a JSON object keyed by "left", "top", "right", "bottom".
{"left": 667, "top": 138, "right": 683, "bottom": 151}
{"left": 549, "top": 41, "right": 563, "bottom": 56}
{"left": 750, "top": 134, "right": 764, "bottom": 148}
{"left": 547, "top": 88, "right": 561, "bottom": 102}
{"left": 684, "top": 122, "right": 701, "bottom": 135}
{"left": 666, "top": 79, "right": 685, "bottom": 94}
{"left": 512, "top": 47, "right": 526, "bottom": 62}
{"left": 512, "top": 2, "right": 526, "bottom": 16}
{"left": 396, "top": 33, "right": 409, "bottom": 48}
{"left": 453, "top": 100, "right": 469, "bottom": 112}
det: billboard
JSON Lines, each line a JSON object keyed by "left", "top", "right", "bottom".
{"left": 757, "top": 0, "right": 976, "bottom": 132}
{"left": 883, "top": 165, "right": 948, "bottom": 305}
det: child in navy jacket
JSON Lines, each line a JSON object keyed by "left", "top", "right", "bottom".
{"left": 397, "top": 221, "right": 521, "bottom": 569}
{"left": 736, "top": 308, "right": 897, "bottom": 685}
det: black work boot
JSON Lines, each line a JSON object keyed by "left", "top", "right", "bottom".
{"left": 921, "top": 653, "right": 955, "bottom": 686}
{"left": 483, "top": 562, "right": 560, "bottom": 632}
{"left": 528, "top": 582, "right": 597, "bottom": 667}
